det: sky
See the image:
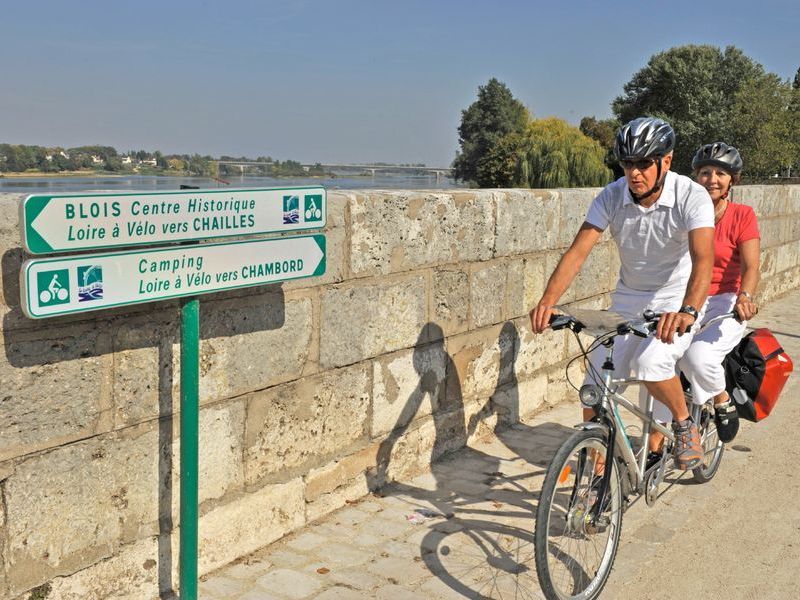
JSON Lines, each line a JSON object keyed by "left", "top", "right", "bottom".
{"left": 0, "top": 0, "right": 797, "bottom": 167}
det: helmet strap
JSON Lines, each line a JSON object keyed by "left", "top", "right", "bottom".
{"left": 630, "top": 158, "right": 665, "bottom": 204}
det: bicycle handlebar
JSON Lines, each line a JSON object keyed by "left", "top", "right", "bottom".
{"left": 548, "top": 309, "right": 741, "bottom": 338}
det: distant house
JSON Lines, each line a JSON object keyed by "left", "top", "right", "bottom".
{"left": 91, "top": 155, "right": 103, "bottom": 165}
{"left": 121, "top": 156, "right": 132, "bottom": 165}
{"left": 141, "top": 158, "right": 157, "bottom": 166}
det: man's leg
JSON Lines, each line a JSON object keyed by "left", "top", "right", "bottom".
{"left": 633, "top": 339, "right": 702, "bottom": 470}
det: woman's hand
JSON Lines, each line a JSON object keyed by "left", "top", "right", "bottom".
{"left": 734, "top": 293, "right": 758, "bottom": 321}
{"left": 530, "top": 301, "right": 555, "bottom": 334}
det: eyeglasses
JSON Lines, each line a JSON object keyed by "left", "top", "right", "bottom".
{"left": 619, "top": 158, "right": 657, "bottom": 171}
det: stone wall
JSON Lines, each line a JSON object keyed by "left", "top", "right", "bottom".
{"left": 1, "top": 184, "right": 798, "bottom": 599}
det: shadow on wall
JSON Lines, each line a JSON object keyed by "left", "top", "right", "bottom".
{"left": 367, "top": 320, "right": 575, "bottom": 509}
{"left": 1, "top": 247, "right": 288, "bottom": 599}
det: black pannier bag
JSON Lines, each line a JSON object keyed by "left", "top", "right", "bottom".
{"left": 723, "top": 328, "right": 793, "bottom": 422}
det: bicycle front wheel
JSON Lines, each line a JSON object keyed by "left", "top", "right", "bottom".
{"left": 534, "top": 429, "right": 623, "bottom": 600}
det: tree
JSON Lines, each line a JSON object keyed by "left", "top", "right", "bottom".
{"left": 728, "top": 74, "right": 796, "bottom": 177}
{"left": 580, "top": 116, "right": 622, "bottom": 177}
{"left": 612, "top": 45, "right": 766, "bottom": 174}
{"left": 515, "top": 118, "right": 612, "bottom": 188}
{"left": 453, "top": 78, "right": 529, "bottom": 186}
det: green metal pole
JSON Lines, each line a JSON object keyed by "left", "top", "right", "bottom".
{"left": 179, "top": 297, "right": 200, "bottom": 599}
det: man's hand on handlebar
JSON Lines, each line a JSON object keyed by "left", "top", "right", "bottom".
{"left": 655, "top": 311, "right": 695, "bottom": 344}
{"left": 530, "top": 301, "right": 555, "bottom": 334}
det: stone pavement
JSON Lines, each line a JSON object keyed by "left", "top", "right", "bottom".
{"left": 200, "top": 290, "right": 800, "bottom": 600}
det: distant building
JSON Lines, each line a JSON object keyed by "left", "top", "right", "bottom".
{"left": 121, "top": 156, "right": 132, "bottom": 165}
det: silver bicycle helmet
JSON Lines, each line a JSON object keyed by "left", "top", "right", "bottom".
{"left": 613, "top": 117, "right": 676, "bottom": 161}
{"left": 691, "top": 142, "right": 743, "bottom": 175}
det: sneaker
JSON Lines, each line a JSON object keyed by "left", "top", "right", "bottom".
{"left": 672, "top": 418, "right": 702, "bottom": 470}
{"left": 714, "top": 399, "right": 740, "bottom": 443}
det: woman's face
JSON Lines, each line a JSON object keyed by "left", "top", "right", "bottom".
{"left": 696, "top": 166, "right": 733, "bottom": 203}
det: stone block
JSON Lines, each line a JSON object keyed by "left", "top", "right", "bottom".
{"left": 0, "top": 325, "right": 114, "bottom": 462}
{"left": 573, "top": 242, "right": 613, "bottom": 300}
{"left": 558, "top": 188, "right": 600, "bottom": 247}
{"left": 244, "top": 364, "right": 370, "bottom": 486}
{"left": 37, "top": 536, "right": 171, "bottom": 600}
{"left": 305, "top": 476, "right": 369, "bottom": 524}
{"left": 348, "top": 191, "right": 494, "bottom": 276}
{"left": 430, "top": 267, "right": 469, "bottom": 337}
{"left": 504, "top": 258, "right": 526, "bottom": 320}
{"left": 446, "top": 322, "right": 517, "bottom": 402}
{"left": 495, "top": 190, "right": 560, "bottom": 256}
{"left": 320, "top": 275, "right": 427, "bottom": 369}
{"left": 522, "top": 255, "right": 547, "bottom": 311}
{"left": 112, "top": 314, "right": 179, "bottom": 428}
{"left": 514, "top": 319, "right": 567, "bottom": 380}
{"left": 198, "top": 478, "right": 305, "bottom": 574}
{"left": 469, "top": 260, "right": 506, "bottom": 329}
{"left": 304, "top": 445, "right": 378, "bottom": 503}
{"left": 199, "top": 294, "right": 313, "bottom": 402}
{"left": 3, "top": 425, "right": 162, "bottom": 593}
{"left": 372, "top": 344, "right": 447, "bottom": 438}
{"left": 759, "top": 218, "right": 784, "bottom": 249}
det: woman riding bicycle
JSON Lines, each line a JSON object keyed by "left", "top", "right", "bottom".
{"left": 681, "top": 143, "right": 760, "bottom": 441}
{"left": 649, "top": 142, "right": 760, "bottom": 446}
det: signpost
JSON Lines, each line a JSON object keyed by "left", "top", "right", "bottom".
{"left": 21, "top": 186, "right": 326, "bottom": 254}
{"left": 20, "top": 234, "right": 326, "bottom": 318}
{"left": 18, "top": 186, "right": 328, "bottom": 600}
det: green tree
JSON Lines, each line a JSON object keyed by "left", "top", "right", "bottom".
{"left": 515, "top": 118, "right": 612, "bottom": 188}
{"left": 612, "top": 45, "right": 766, "bottom": 174}
{"left": 453, "top": 78, "right": 529, "bottom": 186}
{"left": 580, "top": 116, "right": 622, "bottom": 178}
{"left": 728, "top": 74, "right": 796, "bottom": 177}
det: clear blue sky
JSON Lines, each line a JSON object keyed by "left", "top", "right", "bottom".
{"left": 1, "top": 0, "right": 797, "bottom": 166}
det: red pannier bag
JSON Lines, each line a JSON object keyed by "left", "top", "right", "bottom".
{"left": 724, "top": 328, "right": 793, "bottom": 422}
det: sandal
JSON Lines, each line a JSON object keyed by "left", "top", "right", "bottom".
{"left": 714, "top": 399, "right": 740, "bottom": 443}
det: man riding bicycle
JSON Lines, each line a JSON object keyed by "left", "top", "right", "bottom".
{"left": 529, "top": 116, "right": 715, "bottom": 470}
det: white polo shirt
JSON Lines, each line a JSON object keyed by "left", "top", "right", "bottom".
{"left": 585, "top": 171, "right": 714, "bottom": 300}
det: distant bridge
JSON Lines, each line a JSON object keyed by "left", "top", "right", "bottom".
{"left": 214, "top": 160, "right": 454, "bottom": 178}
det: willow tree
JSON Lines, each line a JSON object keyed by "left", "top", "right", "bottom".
{"left": 515, "top": 118, "right": 612, "bottom": 188}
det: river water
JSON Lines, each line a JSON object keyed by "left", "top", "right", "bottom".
{"left": 0, "top": 173, "right": 466, "bottom": 194}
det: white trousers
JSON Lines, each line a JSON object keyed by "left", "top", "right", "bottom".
{"left": 650, "top": 292, "right": 746, "bottom": 422}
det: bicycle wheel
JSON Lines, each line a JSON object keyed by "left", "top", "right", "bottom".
{"left": 692, "top": 404, "right": 724, "bottom": 483}
{"left": 534, "top": 429, "right": 623, "bottom": 600}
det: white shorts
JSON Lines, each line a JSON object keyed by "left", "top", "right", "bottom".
{"left": 583, "top": 287, "right": 700, "bottom": 387}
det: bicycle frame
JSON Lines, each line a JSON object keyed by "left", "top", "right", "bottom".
{"left": 582, "top": 311, "right": 736, "bottom": 500}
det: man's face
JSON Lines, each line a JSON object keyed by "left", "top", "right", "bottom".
{"left": 621, "top": 153, "right": 672, "bottom": 196}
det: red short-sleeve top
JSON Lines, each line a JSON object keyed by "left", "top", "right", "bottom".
{"left": 709, "top": 202, "right": 760, "bottom": 296}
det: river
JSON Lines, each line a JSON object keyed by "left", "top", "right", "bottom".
{"left": 0, "top": 173, "right": 466, "bottom": 194}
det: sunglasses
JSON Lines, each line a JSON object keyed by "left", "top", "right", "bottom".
{"left": 619, "top": 158, "right": 657, "bottom": 171}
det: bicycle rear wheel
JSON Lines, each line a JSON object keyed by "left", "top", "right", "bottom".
{"left": 534, "top": 429, "right": 623, "bottom": 600}
{"left": 692, "top": 404, "right": 724, "bottom": 483}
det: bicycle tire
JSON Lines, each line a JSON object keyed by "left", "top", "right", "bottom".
{"left": 692, "top": 405, "right": 725, "bottom": 483}
{"left": 534, "top": 429, "right": 623, "bottom": 600}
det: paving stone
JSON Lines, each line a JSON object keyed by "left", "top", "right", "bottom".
{"left": 239, "top": 590, "right": 284, "bottom": 600}
{"left": 366, "top": 555, "right": 430, "bottom": 584}
{"left": 259, "top": 548, "right": 310, "bottom": 569}
{"left": 255, "top": 568, "right": 323, "bottom": 599}
{"left": 314, "top": 587, "right": 368, "bottom": 600}
{"left": 285, "top": 531, "right": 329, "bottom": 552}
{"left": 374, "top": 584, "right": 429, "bottom": 600}
{"left": 198, "top": 575, "right": 249, "bottom": 598}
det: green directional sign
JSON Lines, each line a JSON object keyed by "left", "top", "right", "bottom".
{"left": 20, "top": 234, "right": 326, "bottom": 318}
{"left": 20, "top": 186, "right": 326, "bottom": 254}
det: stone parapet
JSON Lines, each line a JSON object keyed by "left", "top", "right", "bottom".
{"left": 1, "top": 184, "right": 799, "bottom": 598}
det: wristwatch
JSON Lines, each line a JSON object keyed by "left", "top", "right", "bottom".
{"left": 678, "top": 305, "right": 698, "bottom": 320}
{"left": 738, "top": 291, "right": 754, "bottom": 301}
